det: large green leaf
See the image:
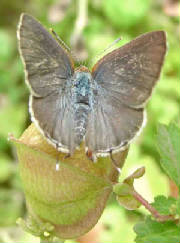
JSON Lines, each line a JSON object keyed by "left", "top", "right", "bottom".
{"left": 157, "top": 123, "right": 180, "bottom": 189}
{"left": 12, "top": 123, "right": 128, "bottom": 239}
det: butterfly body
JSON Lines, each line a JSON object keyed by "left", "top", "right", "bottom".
{"left": 17, "top": 13, "right": 166, "bottom": 157}
{"left": 67, "top": 69, "right": 96, "bottom": 152}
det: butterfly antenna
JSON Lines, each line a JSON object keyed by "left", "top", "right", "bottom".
{"left": 50, "top": 28, "right": 71, "bottom": 51}
{"left": 90, "top": 37, "right": 122, "bottom": 67}
{"left": 50, "top": 28, "right": 79, "bottom": 63}
{"left": 103, "top": 37, "right": 122, "bottom": 53}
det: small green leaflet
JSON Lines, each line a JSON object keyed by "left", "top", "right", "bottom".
{"left": 113, "top": 167, "right": 145, "bottom": 210}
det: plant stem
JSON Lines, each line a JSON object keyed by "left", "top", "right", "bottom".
{"left": 132, "top": 190, "right": 175, "bottom": 222}
{"left": 71, "top": 0, "right": 88, "bottom": 44}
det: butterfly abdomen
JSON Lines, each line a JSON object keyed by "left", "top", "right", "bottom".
{"left": 74, "top": 104, "right": 89, "bottom": 143}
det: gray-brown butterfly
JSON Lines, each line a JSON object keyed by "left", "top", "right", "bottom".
{"left": 17, "top": 13, "right": 167, "bottom": 158}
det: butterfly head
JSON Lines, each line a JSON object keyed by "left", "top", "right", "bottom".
{"left": 75, "top": 65, "right": 90, "bottom": 73}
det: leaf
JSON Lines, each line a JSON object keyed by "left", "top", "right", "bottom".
{"left": 11, "top": 123, "right": 129, "bottom": 239}
{"left": 116, "top": 194, "right": 141, "bottom": 210}
{"left": 113, "top": 167, "right": 145, "bottom": 210}
{"left": 151, "top": 196, "right": 177, "bottom": 215}
{"left": 114, "top": 183, "right": 141, "bottom": 210}
{"left": 134, "top": 217, "right": 180, "bottom": 243}
{"left": 113, "top": 183, "right": 134, "bottom": 196}
{"left": 124, "top": 167, "right": 145, "bottom": 186}
{"left": 156, "top": 123, "right": 180, "bottom": 189}
{"left": 14, "top": 140, "right": 111, "bottom": 238}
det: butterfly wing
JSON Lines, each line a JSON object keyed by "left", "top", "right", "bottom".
{"left": 92, "top": 31, "right": 166, "bottom": 108}
{"left": 17, "top": 13, "right": 74, "bottom": 97}
{"left": 30, "top": 92, "right": 77, "bottom": 153}
{"left": 18, "top": 14, "right": 77, "bottom": 153}
{"left": 86, "top": 31, "right": 166, "bottom": 155}
{"left": 85, "top": 93, "right": 144, "bottom": 155}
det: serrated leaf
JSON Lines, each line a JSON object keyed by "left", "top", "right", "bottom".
{"left": 134, "top": 217, "right": 180, "bottom": 243}
{"left": 157, "top": 123, "right": 180, "bottom": 189}
{"left": 151, "top": 196, "right": 177, "bottom": 215}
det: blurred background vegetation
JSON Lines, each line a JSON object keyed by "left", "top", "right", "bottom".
{"left": 0, "top": 0, "right": 179, "bottom": 242}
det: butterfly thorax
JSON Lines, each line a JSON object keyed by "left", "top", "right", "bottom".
{"left": 73, "top": 70, "right": 93, "bottom": 105}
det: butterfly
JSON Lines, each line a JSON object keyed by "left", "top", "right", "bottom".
{"left": 17, "top": 13, "right": 166, "bottom": 159}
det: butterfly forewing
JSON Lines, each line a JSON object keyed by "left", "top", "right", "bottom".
{"left": 18, "top": 13, "right": 74, "bottom": 97}
{"left": 92, "top": 31, "right": 166, "bottom": 108}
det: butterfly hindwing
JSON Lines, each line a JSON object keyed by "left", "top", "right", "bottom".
{"left": 85, "top": 90, "right": 144, "bottom": 155}
{"left": 30, "top": 92, "right": 78, "bottom": 153}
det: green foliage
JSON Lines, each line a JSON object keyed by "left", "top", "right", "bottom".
{"left": 0, "top": 30, "right": 14, "bottom": 61}
{"left": 134, "top": 217, "right": 180, "bottom": 243}
{"left": 157, "top": 123, "right": 180, "bottom": 189}
{"left": 177, "top": 197, "right": 180, "bottom": 216}
{"left": 151, "top": 196, "right": 177, "bottom": 215}
{"left": 0, "top": 154, "right": 13, "bottom": 183}
{"left": 134, "top": 123, "right": 180, "bottom": 242}
{"left": 103, "top": 0, "right": 151, "bottom": 29}
{"left": 0, "top": 189, "right": 23, "bottom": 226}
